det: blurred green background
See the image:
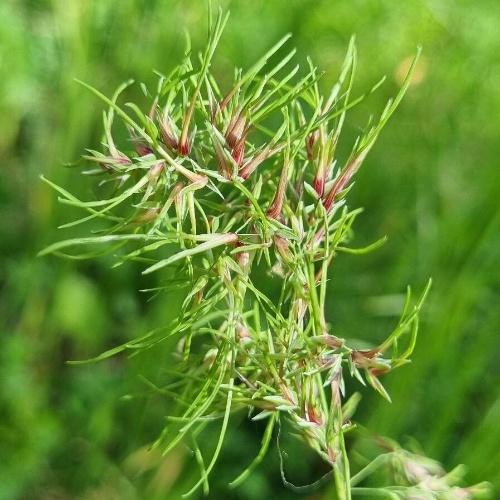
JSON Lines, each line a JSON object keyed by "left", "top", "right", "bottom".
{"left": 1, "top": 0, "right": 499, "bottom": 498}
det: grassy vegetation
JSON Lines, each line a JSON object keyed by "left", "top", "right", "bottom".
{"left": 1, "top": 1, "right": 499, "bottom": 498}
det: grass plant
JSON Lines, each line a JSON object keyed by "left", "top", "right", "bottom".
{"left": 37, "top": 6, "right": 492, "bottom": 500}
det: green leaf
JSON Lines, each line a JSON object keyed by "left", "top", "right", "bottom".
{"left": 143, "top": 233, "right": 238, "bottom": 274}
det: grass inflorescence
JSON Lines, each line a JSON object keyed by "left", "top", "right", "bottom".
{"left": 40, "top": 7, "right": 491, "bottom": 499}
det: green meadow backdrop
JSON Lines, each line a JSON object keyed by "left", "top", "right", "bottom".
{"left": 1, "top": 0, "right": 499, "bottom": 498}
